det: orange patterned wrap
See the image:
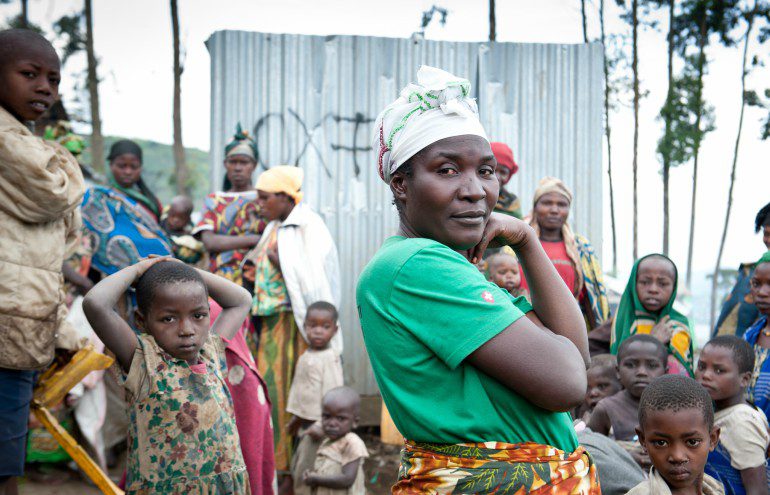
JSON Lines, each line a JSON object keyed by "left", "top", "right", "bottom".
{"left": 393, "top": 440, "right": 600, "bottom": 494}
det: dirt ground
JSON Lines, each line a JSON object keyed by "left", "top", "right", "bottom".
{"left": 19, "top": 429, "right": 401, "bottom": 495}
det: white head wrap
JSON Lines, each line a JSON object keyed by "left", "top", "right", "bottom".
{"left": 373, "top": 65, "right": 489, "bottom": 183}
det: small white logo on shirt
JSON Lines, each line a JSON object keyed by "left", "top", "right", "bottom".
{"left": 481, "top": 290, "right": 495, "bottom": 303}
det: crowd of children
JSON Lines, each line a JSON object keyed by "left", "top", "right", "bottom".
{"left": 4, "top": 26, "right": 770, "bottom": 495}
{"left": 481, "top": 245, "right": 770, "bottom": 495}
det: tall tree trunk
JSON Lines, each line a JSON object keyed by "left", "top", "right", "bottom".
{"left": 581, "top": 0, "right": 589, "bottom": 42}
{"left": 632, "top": 0, "right": 640, "bottom": 261}
{"left": 601, "top": 0, "right": 618, "bottom": 275}
{"left": 686, "top": 15, "right": 708, "bottom": 289}
{"left": 489, "top": 0, "right": 496, "bottom": 41}
{"left": 710, "top": 4, "right": 755, "bottom": 328}
{"left": 662, "top": 0, "right": 675, "bottom": 256}
{"left": 84, "top": 0, "right": 103, "bottom": 173}
{"left": 20, "top": 0, "right": 28, "bottom": 27}
{"left": 171, "top": 0, "right": 188, "bottom": 195}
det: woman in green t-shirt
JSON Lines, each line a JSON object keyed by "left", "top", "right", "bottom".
{"left": 357, "top": 66, "right": 600, "bottom": 494}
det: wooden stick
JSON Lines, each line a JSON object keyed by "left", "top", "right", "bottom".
{"left": 32, "top": 406, "right": 123, "bottom": 495}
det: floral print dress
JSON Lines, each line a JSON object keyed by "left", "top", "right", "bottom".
{"left": 123, "top": 333, "right": 250, "bottom": 494}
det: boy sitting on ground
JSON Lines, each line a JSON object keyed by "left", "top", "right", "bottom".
{"left": 697, "top": 335, "right": 770, "bottom": 495}
{"left": 302, "top": 387, "right": 368, "bottom": 495}
{"left": 588, "top": 334, "right": 667, "bottom": 440}
{"left": 576, "top": 354, "right": 621, "bottom": 423}
{"left": 588, "top": 334, "right": 667, "bottom": 468}
{"left": 629, "top": 374, "right": 723, "bottom": 495}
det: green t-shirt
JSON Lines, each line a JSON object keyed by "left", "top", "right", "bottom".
{"left": 356, "top": 236, "right": 578, "bottom": 451}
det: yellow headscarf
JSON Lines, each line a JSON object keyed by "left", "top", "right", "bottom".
{"left": 256, "top": 166, "right": 304, "bottom": 204}
{"left": 528, "top": 177, "right": 583, "bottom": 296}
{"left": 532, "top": 176, "right": 573, "bottom": 205}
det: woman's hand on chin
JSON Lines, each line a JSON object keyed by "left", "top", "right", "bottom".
{"left": 469, "top": 213, "right": 534, "bottom": 263}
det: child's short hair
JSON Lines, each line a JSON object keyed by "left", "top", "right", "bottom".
{"left": 639, "top": 375, "right": 714, "bottom": 429}
{"left": 323, "top": 386, "right": 360, "bottom": 413}
{"left": 0, "top": 29, "right": 56, "bottom": 69}
{"left": 589, "top": 353, "right": 617, "bottom": 372}
{"left": 135, "top": 262, "right": 206, "bottom": 314}
{"left": 617, "top": 334, "right": 668, "bottom": 365}
{"left": 307, "top": 300, "right": 338, "bottom": 322}
{"left": 169, "top": 195, "right": 194, "bottom": 214}
{"left": 705, "top": 335, "right": 755, "bottom": 374}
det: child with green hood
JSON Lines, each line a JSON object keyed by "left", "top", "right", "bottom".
{"left": 610, "top": 254, "right": 695, "bottom": 376}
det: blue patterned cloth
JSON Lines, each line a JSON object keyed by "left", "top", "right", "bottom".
{"left": 705, "top": 426, "right": 770, "bottom": 495}
{"left": 705, "top": 443, "right": 745, "bottom": 495}
{"left": 715, "top": 263, "right": 761, "bottom": 338}
{"left": 81, "top": 186, "right": 172, "bottom": 276}
{"left": 745, "top": 316, "right": 770, "bottom": 420}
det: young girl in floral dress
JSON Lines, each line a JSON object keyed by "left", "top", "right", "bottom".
{"left": 83, "top": 257, "right": 253, "bottom": 494}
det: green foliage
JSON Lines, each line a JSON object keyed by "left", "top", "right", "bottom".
{"left": 53, "top": 12, "right": 85, "bottom": 65}
{"left": 3, "top": 13, "right": 42, "bottom": 32}
{"left": 420, "top": 5, "right": 448, "bottom": 32}
{"left": 674, "top": 0, "right": 742, "bottom": 52}
{"left": 745, "top": 87, "right": 770, "bottom": 139}
{"left": 656, "top": 54, "right": 716, "bottom": 168}
{"left": 605, "top": 33, "right": 635, "bottom": 112}
{"left": 80, "top": 136, "right": 211, "bottom": 208}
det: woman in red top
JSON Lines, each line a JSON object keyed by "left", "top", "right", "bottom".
{"left": 519, "top": 177, "right": 610, "bottom": 330}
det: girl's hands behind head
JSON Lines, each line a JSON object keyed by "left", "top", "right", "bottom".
{"left": 469, "top": 213, "right": 534, "bottom": 264}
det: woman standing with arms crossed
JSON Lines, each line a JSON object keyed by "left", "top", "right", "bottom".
{"left": 357, "top": 66, "right": 598, "bottom": 493}
{"left": 194, "top": 125, "right": 264, "bottom": 286}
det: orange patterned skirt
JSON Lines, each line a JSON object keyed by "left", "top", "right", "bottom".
{"left": 393, "top": 440, "right": 600, "bottom": 494}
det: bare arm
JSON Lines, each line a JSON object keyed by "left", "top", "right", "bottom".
{"left": 303, "top": 459, "right": 360, "bottom": 489}
{"left": 466, "top": 315, "right": 587, "bottom": 411}
{"left": 197, "top": 268, "right": 252, "bottom": 340}
{"left": 741, "top": 466, "right": 769, "bottom": 495}
{"left": 465, "top": 214, "right": 590, "bottom": 411}
{"left": 199, "top": 230, "right": 259, "bottom": 253}
{"left": 82, "top": 258, "right": 166, "bottom": 372}
{"left": 586, "top": 401, "right": 611, "bottom": 435}
{"left": 62, "top": 262, "right": 94, "bottom": 295}
{"left": 470, "top": 215, "right": 589, "bottom": 365}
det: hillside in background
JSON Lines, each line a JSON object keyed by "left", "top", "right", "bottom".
{"left": 80, "top": 136, "right": 211, "bottom": 208}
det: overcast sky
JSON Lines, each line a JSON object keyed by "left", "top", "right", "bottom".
{"left": 3, "top": 0, "right": 769, "bottom": 278}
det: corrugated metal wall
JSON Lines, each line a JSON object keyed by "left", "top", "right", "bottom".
{"left": 206, "top": 31, "right": 604, "bottom": 395}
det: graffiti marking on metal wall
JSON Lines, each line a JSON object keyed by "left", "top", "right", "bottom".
{"left": 252, "top": 109, "right": 374, "bottom": 177}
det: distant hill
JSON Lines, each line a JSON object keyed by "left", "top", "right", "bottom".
{"left": 80, "top": 136, "right": 211, "bottom": 208}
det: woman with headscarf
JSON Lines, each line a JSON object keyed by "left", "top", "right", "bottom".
{"left": 714, "top": 202, "right": 770, "bottom": 338}
{"left": 242, "top": 165, "right": 341, "bottom": 478}
{"left": 491, "top": 141, "right": 523, "bottom": 218}
{"left": 357, "top": 66, "right": 599, "bottom": 494}
{"left": 519, "top": 177, "right": 610, "bottom": 331}
{"left": 193, "top": 124, "right": 264, "bottom": 286}
{"left": 81, "top": 139, "right": 171, "bottom": 278}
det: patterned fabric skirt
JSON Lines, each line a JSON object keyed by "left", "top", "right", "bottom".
{"left": 128, "top": 468, "right": 250, "bottom": 495}
{"left": 394, "top": 440, "right": 600, "bottom": 494}
{"left": 256, "top": 311, "right": 308, "bottom": 472}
